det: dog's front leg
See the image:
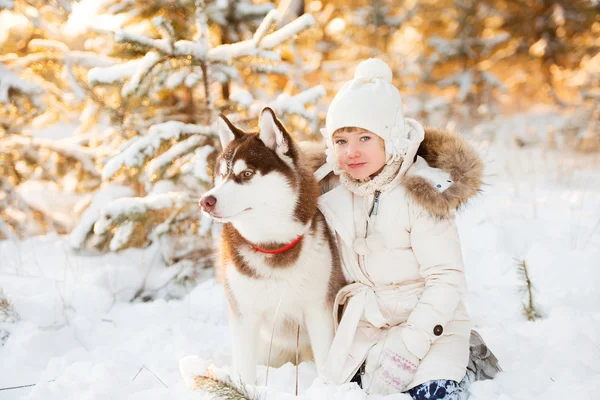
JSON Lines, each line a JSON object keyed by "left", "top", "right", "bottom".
{"left": 229, "top": 309, "right": 260, "bottom": 385}
{"left": 304, "top": 305, "right": 334, "bottom": 374}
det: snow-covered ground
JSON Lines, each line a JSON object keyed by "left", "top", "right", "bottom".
{"left": 1, "top": 143, "right": 599, "bottom": 399}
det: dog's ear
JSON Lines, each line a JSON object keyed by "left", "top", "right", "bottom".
{"left": 259, "top": 107, "right": 292, "bottom": 155}
{"left": 218, "top": 113, "right": 242, "bottom": 149}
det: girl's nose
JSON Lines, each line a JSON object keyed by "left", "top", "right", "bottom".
{"left": 347, "top": 144, "right": 361, "bottom": 158}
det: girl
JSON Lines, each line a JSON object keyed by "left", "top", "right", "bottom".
{"left": 315, "top": 58, "right": 493, "bottom": 399}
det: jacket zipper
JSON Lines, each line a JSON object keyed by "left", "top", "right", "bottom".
{"left": 369, "top": 190, "right": 381, "bottom": 218}
{"left": 365, "top": 190, "right": 381, "bottom": 236}
{"left": 362, "top": 190, "right": 381, "bottom": 270}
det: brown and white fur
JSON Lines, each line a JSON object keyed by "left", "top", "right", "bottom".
{"left": 199, "top": 108, "right": 346, "bottom": 385}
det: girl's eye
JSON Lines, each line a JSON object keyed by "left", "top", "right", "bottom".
{"left": 360, "top": 136, "right": 371, "bottom": 142}
{"left": 335, "top": 140, "right": 346, "bottom": 145}
{"left": 242, "top": 170, "right": 254, "bottom": 178}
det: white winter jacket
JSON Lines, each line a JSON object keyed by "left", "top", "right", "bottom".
{"left": 317, "top": 127, "right": 484, "bottom": 391}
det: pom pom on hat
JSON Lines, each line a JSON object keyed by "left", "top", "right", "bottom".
{"left": 326, "top": 58, "right": 401, "bottom": 144}
{"left": 354, "top": 58, "right": 393, "bottom": 83}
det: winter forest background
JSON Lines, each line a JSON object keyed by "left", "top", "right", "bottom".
{"left": 1, "top": 0, "right": 599, "bottom": 399}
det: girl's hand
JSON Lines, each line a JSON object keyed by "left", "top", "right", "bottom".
{"left": 363, "top": 328, "right": 420, "bottom": 394}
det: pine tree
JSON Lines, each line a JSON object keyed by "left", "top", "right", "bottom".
{"left": 422, "top": 0, "right": 509, "bottom": 125}
{"left": 0, "top": 1, "right": 108, "bottom": 239}
{"left": 498, "top": 0, "right": 599, "bottom": 104}
{"left": 66, "top": 1, "right": 322, "bottom": 288}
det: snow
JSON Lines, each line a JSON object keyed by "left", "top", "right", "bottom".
{"left": 0, "top": 64, "right": 43, "bottom": 104}
{"left": 114, "top": 30, "right": 173, "bottom": 55}
{"left": 15, "top": 180, "right": 86, "bottom": 231}
{"left": 235, "top": 2, "right": 274, "bottom": 18}
{"left": 173, "top": 40, "right": 208, "bottom": 61}
{"left": 438, "top": 72, "right": 473, "bottom": 101}
{"left": 1, "top": 142, "right": 600, "bottom": 399}
{"left": 88, "top": 58, "right": 145, "bottom": 86}
{"left": 102, "top": 121, "right": 216, "bottom": 181}
{"left": 208, "top": 39, "right": 258, "bottom": 62}
{"left": 259, "top": 14, "right": 315, "bottom": 49}
{"left": 481, "top": 71, "right": 507, "bottom": 91}
{"left": 183, "top": 145, "right": 217, "bottom": 183}
{"left": 68, "top": 184, "right": 135, "bottom": 250}
{"left": 95, "top": 192, "right": 192, "bottom": 233}
{"left": 184, "top": 71, "right": 203, "bottom": 88}
{"left": 121, "top": 51, "right": 162, "bottom": 97}
{"left": 230, "top": 89, "right": 254, "bottom": 107}
{"left": 109, "top": 220, "right": 135, "bottom": 252}
{"left": 144, "top": 135, "right": 207, "bottom": 183}
{"left": 254, "top": 86, "right": 326, "bottom": 120}
{"left": 3, "top": 135, "right": 99, "bottom": 176}
{"left": 63, "top": 0, "right": 125, "bottom": 37}
{"left": 253, "top": 9, "right": 281, "bottom": 43}
{"left": 207, "top": 13, "right": 314, "bottom": 62}
{"left": 165, "top": 68, "right": 188, "bottom": 89}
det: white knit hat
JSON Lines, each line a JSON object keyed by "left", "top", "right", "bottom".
{"left": 318, "top": 58, "right": 424, "bottom": 177}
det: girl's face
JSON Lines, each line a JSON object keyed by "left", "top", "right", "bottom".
{"left": 332, "top": 128, "right": 387, "bottom": 180}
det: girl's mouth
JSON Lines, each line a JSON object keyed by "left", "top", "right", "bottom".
{"left": 348, "top": 162, "right": 366, "bottom": 169}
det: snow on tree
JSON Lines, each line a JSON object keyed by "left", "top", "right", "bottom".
{"left": 3, "top": 0, "right": 598, "bottom": 262}
{"left": 559, "top": 52, "right": 600, "bottom": 152}
{"left": 80, "top": 1, "right": 321, "bottom": 134}
{"left": 66, "top": 1, "right": 323, "bottom": 283}
{"left": 0, "top": 2, "right": 112, "bottom": 239}
{"left": 498, "top": 0, "right": 598, "bottom": 104}
{"left": 346, "top": 0, "right": 417, "bottom": 53}
{"left": 0, "top": 64, "right": 43, "bottom": 134}
{"left": 423, "top": 0, "right": 509, "bottom": 125}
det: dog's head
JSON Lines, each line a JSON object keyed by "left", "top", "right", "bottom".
{"left": 199, "top": 107, "right": 305, "bottom": 226}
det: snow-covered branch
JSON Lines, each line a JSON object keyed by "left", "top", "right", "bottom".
{"left": 0, "top": 0, "right": 13, "bottom": 10}
{"left": 88, "top": 58, "right": 145, "bottom": 86}
{"left": 0, "top": 64, "right": 43, "bottom": 105}
{"left": 259, "top": 13, "right": 315, "bottom": 49}
{"left": 144, "top": 135, "right": 208, "bottom": 183}
{"left": 259, "top": 86, "right": 326, "bottom": 120}
{"left": 69, "top": 184, "right": 135, "bottom": 249}
{"left": 97, "top": 192, "right": 193, "bottom": 226}
{"left": 115, "top": 30, "right": 174, "bottom": 55}
{"left": 121, "top": 52, "right": 162, "bottom": 97}
{"left": 2, "top": 135, "right": 99, "bottom": 176}
{"left": 102, "top": 121, "right": 217, "bottom": 180}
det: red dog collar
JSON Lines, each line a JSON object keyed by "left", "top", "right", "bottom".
{"left": 252, "top": 235, "right": 304, "bottom": 254}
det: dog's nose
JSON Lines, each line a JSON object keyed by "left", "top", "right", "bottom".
{"left": 199, "top": 195, "right": 217, "bottom": 212}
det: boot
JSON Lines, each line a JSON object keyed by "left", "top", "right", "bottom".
{"left": 465, "top": 330, "right": 502, "bottom": 385}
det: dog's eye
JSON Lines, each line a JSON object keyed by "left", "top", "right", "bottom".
{"left": 242, "top": 170, "right": 254, "bottom": 178}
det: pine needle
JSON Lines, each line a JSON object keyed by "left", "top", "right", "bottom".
{"left": 193, "top": 375, "right": 251, "bottom": 400}
{"left": 0, "top": 288, "right": 19, "bottom": 323}
{"left": 515, "top": 258, "right": 542, "bottom": 321}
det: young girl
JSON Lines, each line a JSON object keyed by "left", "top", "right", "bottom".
{"left": 315, "top": 58, "right": 487, "bottom": 399}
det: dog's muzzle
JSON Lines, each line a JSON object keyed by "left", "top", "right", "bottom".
{"left": 199, "top": 195, "right": 217, "bottom": 213}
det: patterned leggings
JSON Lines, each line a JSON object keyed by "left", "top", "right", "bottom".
{"left": 407, "top": 379, "right": 468, "bottom": 400}
{"left": 351, "top": 366, "right": 470, "bottom": 399}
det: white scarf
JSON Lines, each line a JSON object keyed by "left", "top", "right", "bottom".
{"left": 339, "top": 159, "right": 403, "bottom": 197}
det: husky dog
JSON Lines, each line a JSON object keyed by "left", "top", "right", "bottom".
{"left": 199, "top": 108, "right": 346, "bottom": 384}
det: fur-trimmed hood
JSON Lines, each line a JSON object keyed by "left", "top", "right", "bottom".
{"left": 402, "top": 127, "right": 484, "bottom": 218}
{"left": 302, "top": 127, "right": 484, "bottom": 219}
